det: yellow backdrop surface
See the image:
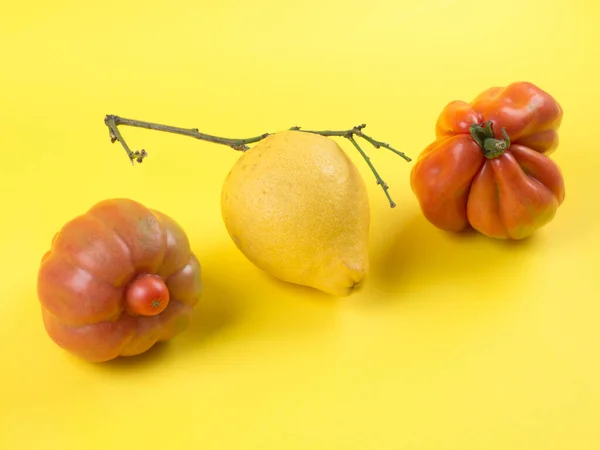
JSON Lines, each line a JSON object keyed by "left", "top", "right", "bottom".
{"left": 1, "top": 0, "right": 599, "bottom": 449}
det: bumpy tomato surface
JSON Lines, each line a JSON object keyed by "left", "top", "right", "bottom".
{"left": 37, "top": 198, "right": 202, "bottom": 362}
{"left": 410, "top": 81, "right": 565, "bottom": 239}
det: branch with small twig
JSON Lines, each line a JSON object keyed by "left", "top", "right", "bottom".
{"left": 103, "top": 114, "right": 411, "bottom": 208}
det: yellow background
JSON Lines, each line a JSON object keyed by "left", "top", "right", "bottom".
{"left": 1, "top": 0, "right": 599, "bottom": 448}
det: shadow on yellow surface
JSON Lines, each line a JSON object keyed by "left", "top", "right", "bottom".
{"left": 370, "top": 211, "right": 537, "bottom": 298}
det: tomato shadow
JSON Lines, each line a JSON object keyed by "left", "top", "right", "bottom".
{"left": 174, "top": 264, "right": 245, "bottom": 352}
{"left": 366, "top": 210, "right": 538, "bottom": 302}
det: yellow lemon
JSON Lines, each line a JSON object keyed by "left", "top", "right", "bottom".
{"left": 221, "top": 130, "right": 370, "bottom": 296}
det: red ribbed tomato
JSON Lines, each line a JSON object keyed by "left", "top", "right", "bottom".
{"left": 37, "top": 198, "right": 202, "bottom": 362}
{"left": 410, "top": 82, "right": 565, "bottom": 239}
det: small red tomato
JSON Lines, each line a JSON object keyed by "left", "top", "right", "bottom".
{"left": 37, "top": 198, "right": 202, "bottom": 362}
{"left": 124, "top": 274, "right": 170, "bottom": 316}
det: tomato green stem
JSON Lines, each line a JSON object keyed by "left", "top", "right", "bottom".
{"left": 469, "top": 121, "right": 511, "bottom": 159}
{"left": 103, "top": 115, "right": 411, "bottom": 208}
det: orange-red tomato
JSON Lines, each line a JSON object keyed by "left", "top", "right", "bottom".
{"left": 124, "top": 274, "right": 170, "bottom": 316}
{"left": 410, "top": 81, "right": 565, "bottom": 239}
{"left": 37, "top": 198, "right": 202, "bottom": 362}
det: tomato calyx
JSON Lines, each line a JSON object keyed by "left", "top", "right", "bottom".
{"left": 469, "top": 121, "right": 511, "bottom": 159}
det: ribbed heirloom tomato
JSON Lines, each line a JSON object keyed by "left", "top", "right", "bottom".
{"left": 410, "top": 82, "right": 565, "bottom": 239}
{"left": 37, "top": 198, "right": 202, "bottom": 362}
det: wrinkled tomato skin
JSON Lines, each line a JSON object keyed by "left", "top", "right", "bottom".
{"left": 410, "top": 82, "right": 565, "bottom": 239}
{"left": 37, "top": 198, "right": 202, "bottom": 362}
